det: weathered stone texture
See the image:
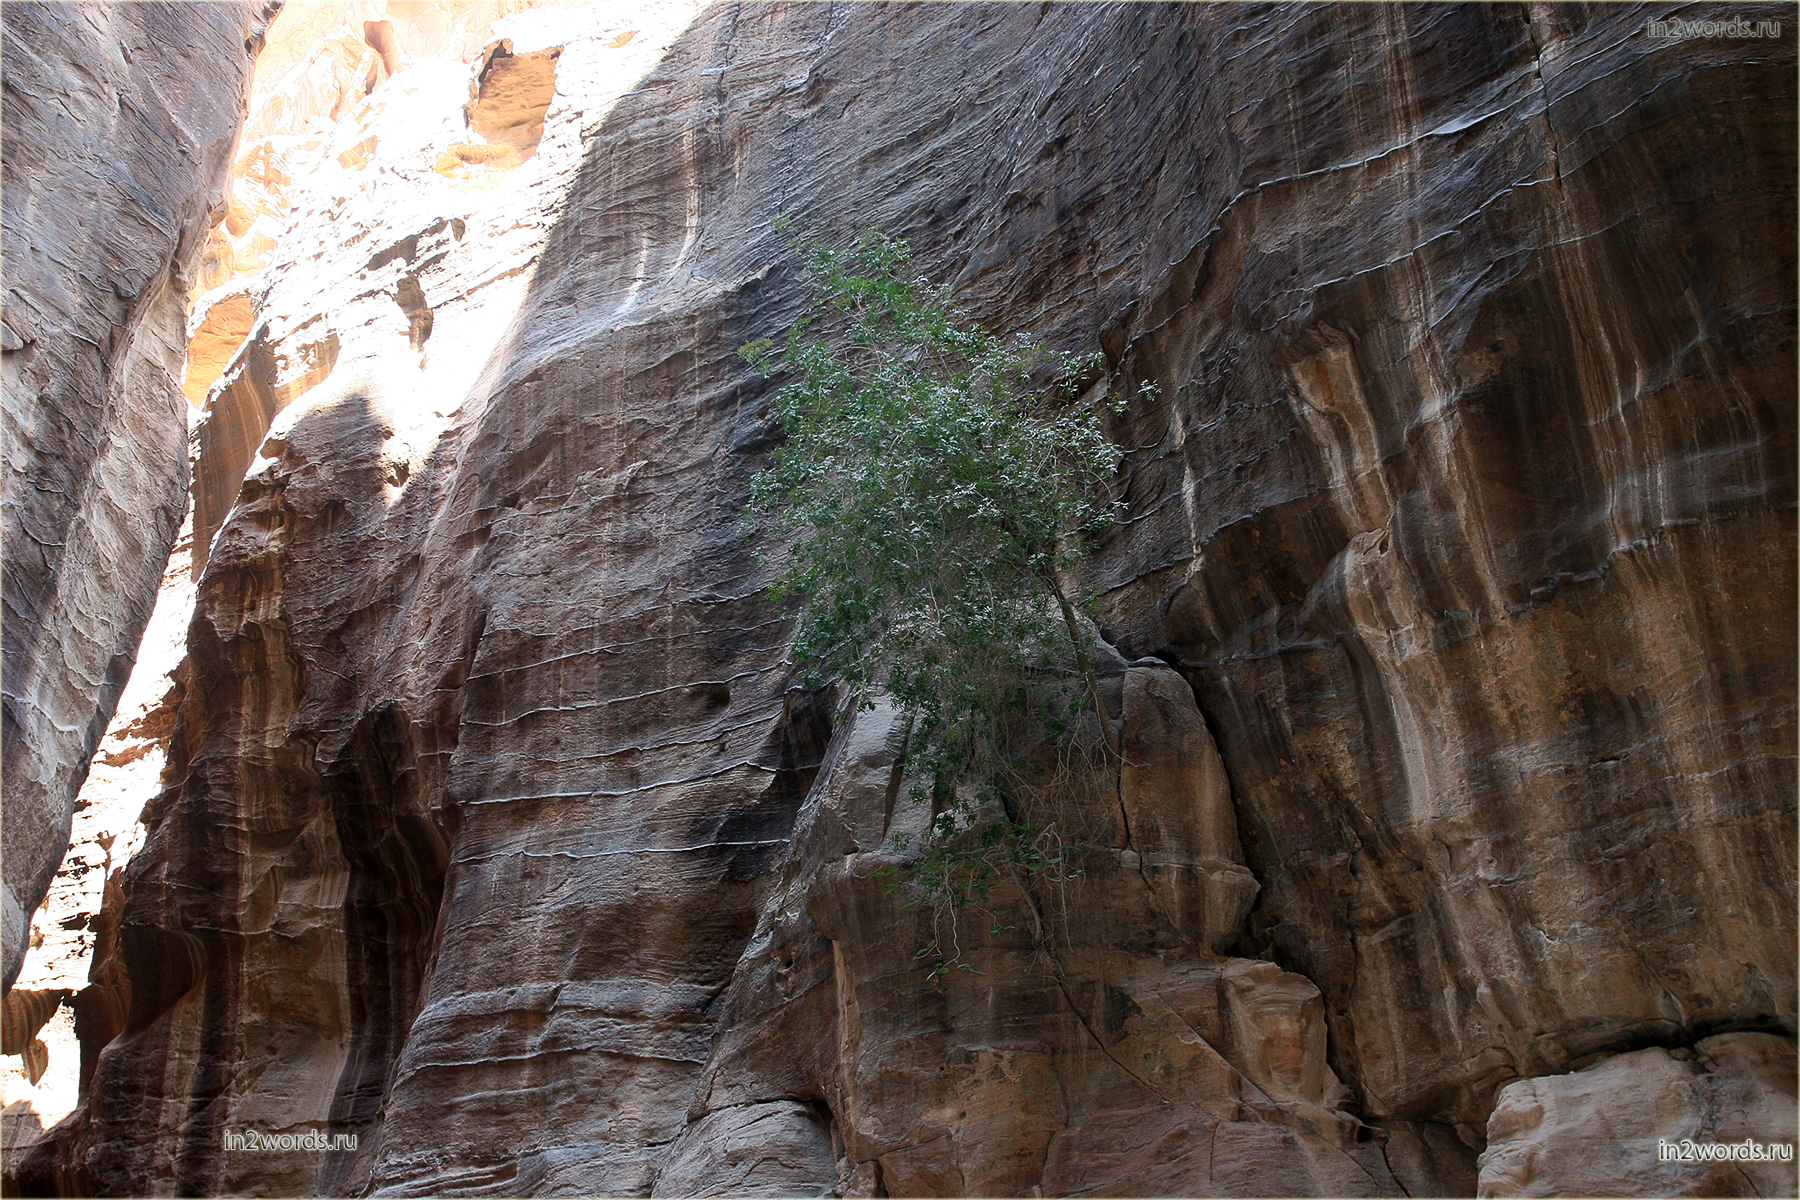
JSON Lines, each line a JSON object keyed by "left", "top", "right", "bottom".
{"left": 1477, "top": 1033, "right": 1797, "bottom": 1197}
{"left": 38, "top": 2, "right": 1796, "bottom": 1197}
{"left": 665, "top": 683, "right": 1428, "bottom": 1197}
{"left": 1084, "top": 2, "right": 1798, "bottom": 1143}
{"left": 0, "top": 513, "right": 198, "bottom": 1165}
{"left": 1, "top": 0, "right": 267, "bottom": 991}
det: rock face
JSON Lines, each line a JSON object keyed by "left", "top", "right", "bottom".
{"left": 182, "top": 0, "right": 587, "bottom": 574}
{"left": 0, "top": 514, "right": 199, "bottom": 1165}
{"left": 658, "top": 682, "right": 1432, "bottom": 1197}
{"left": 0, "top": 0, "right": 269, "bottom": 992}
{"left": 1477, "top": 1033, "right": 1797, "bottom": 1197}
{"left": 184, "top": 0, "right": 576, "bottom": 306}
{"left": 25, "top": 2, "right": 1797, "bottom": 1198}
{"left": 1090, "top": 4, "right": 1799, "bottom": 1146}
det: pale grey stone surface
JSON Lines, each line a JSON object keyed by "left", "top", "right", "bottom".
{"left": 1, "top": 0, "right": 266, "bottom": 991}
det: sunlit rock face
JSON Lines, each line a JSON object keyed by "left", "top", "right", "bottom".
{"left": 184, "top": 0, "right": 584, "bottom": 306}
{"left": 38, "top": 2, "right": 1797, "bottom": 1198}
{"left": 0, "top": 0, "right": 269, "bottom": 995}
{"left": 181, "top": 0, "right": 602, "bottom": 574}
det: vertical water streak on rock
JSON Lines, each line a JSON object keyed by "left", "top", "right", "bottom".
{"left": 319, "top": 705, "right": 448, "bottom": 1199}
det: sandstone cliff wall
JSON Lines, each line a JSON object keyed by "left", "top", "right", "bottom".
{"left": 22, "top": 3, "right": 1796, "bottom": 1197}
{"left": 1084, "top": 0, "right": 1798, "bottom": 1136}
{"left": 1, "top": 0, "right": 270, "bottom": 990}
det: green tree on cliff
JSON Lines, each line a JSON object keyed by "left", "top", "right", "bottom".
{"left": 744, "top": 232, "right": 1150, "bottom": 964}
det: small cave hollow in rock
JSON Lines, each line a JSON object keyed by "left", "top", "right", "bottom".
{"left": 465, "top": 39, "right": 562, "bottom": 158}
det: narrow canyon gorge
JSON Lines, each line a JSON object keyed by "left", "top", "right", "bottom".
{"left": 2, "top": 2, "right": 1794, "bottom": 1197}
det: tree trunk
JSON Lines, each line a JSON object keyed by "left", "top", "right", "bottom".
{"left": 1048, "top": 577, "right": 1120, "bottom": 759}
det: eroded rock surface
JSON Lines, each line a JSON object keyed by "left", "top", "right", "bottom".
{"left": 661, "top": 682, "right": 1444, "bottom": 1197}
{"left": 1085, "top": 3, "right": 1798, "bottom": 1141}
{"left": 1476, "top": 1033, "right": 1798, "bottom": 1197}
{"left": 184, "top": 0, "right": 597, "bottom": 573}
{"left": 1, "top": 0, "right": 269, "bottom": 992}
{"left": 0, "top": 514, "right": 199, "bottom": 1167}
{"left": 187, "top": 0, "right": 580, "bottom": 303}
{"left": 35, "top": 3, "right": 1796, "bottom": 1198}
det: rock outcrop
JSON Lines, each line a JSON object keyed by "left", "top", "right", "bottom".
{"left": 1090, "top": 3, "right": 1798, "bottom": 1146}
{"left": 185, "top": 0, "right": 574, "bottom": 306}
{"left": 182, "top": 0, "right": 583, "bottom": 573}
{"left": 18, "top": 2, "right": 1796, "bottom": 1198}
{"left": 657, "top": 679, "right": 1447, "bottom": 1197}
{"left": 1, "top": 0, "right": 270, "bottom": 992}
{"left": 1477, "top": 1033, "right": 1797, "bottom": 1197}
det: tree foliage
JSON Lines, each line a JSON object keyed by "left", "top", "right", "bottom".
{"left": 744, "top": 229, "right": 1146, "bottom": 968}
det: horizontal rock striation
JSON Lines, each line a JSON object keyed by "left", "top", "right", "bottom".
{"left": 1, "top": 0, "right": 269, "bottom": 991}
{"left": 43, "top": 2, "right": 1795, "bottom": 1197}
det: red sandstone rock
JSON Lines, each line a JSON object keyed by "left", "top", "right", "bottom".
{"left": 6, "top": 3, "right": 1792, "bottom": 1197}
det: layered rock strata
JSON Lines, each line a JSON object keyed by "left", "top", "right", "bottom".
{"left": 184, "top": 0, "right": 579, "bottom": 307}
{"left": 1, "top": 516, "right": 198, "bottom": 1163}
{"left": 182, "top": 0, "right": 593, "bottom": 575}
{"left": 657, "top": 679, "right": 1461, "bottom": 1197}
{"left": 0, "top": 0, "right": 270, "bottom": 991}
{"left": 1087, "top": 3, "right": 1799, "bottom": 1148}
{"left": 28, "top": 2, "right": 1797, "bottom": 1198}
